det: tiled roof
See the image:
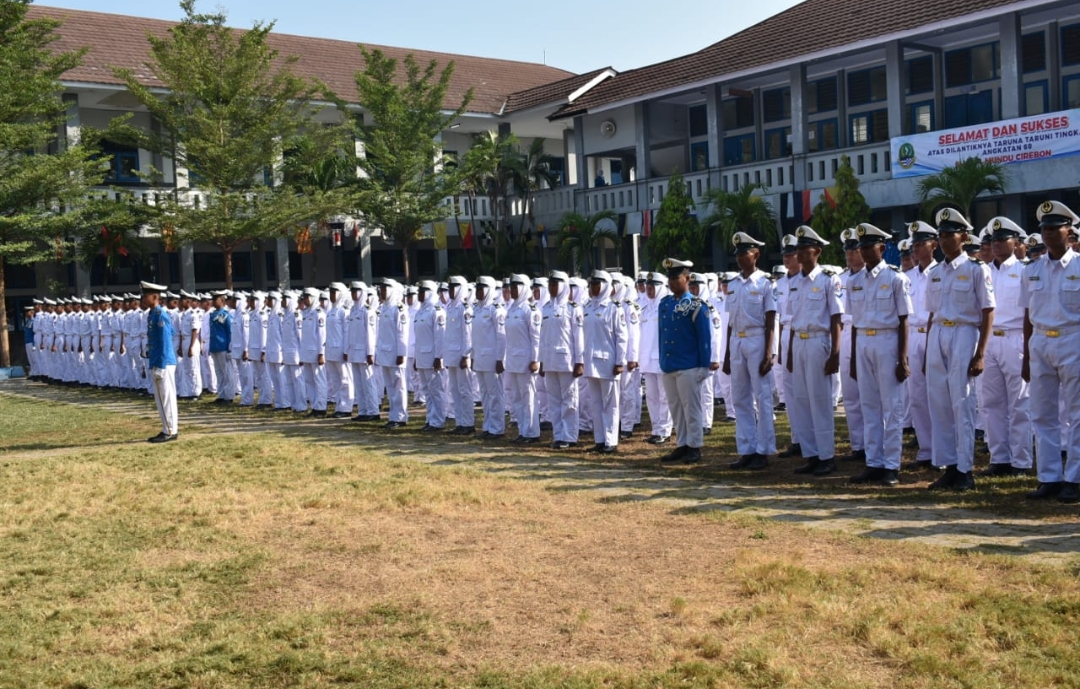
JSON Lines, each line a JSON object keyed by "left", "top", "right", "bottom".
{"left": 29, "top": 6, "right": 574, "bottom": 115}
{"left": 551, "top": 0, "right": 1025, "bottom": 118}
{"left": 502, "top": 67, "right": 615, "bottom": 114}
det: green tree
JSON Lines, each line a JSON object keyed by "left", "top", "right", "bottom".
{"left": 648, "top": 173, "right": 705, "bottom": 265}
{"left": 74, "top": 195, "right": 158, "bottom": 289}
{"left": 113, "top": 0, "right": 338, "bottom": 289}
{"left": 916, "top": 156, "right": 1008, "bottom": 221}
{"left": 701, "top": 182, "right": 778, "bottom": 265}
{"left": 353, "top": 46, "right": 472, "bottom": 283}
{"left": 555, "top": 210, "right": 617, "bottom": 277}
{"left": 809, "top": 155, "right": 870, "bottom": 265}
{"left": 0, "top": 0, "right": 112, "bottom": 367}
{"left": 461, "top": 130, "right": 522, "bottom": 266}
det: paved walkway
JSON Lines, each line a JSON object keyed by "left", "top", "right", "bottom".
{"left": 3, "top": 379, "right": 1079, "bottom": 564}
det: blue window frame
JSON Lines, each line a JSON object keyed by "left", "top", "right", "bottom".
{"left": 847, "top": 67, "right": 887, "bottom": 106}
{"left": 1065, "top": 75, "right": 1080, "bottom": 109}
{"left": 945, "top": 43, "right": 999, "bottom": 87}
{"left": 808, "top": 119, "right": 839, "bottom": 152}
{"left": 723, "top": 134, "right": 756, "bottom": 165}
{"left": 690, "top": 141, "right": 709, "bottom": 172}
{"left": 764, "top": 127, "right": 791, "bottom": 160}
{"left": 943, "top": 91, "right": 993, "bottom": 129}
{"left": 908, "top": 101, "right": 934, "bottom": 135}
{"left": 849, "top": 110, "right": 888, "bottom": 145}
{"left": 101, "top": 140, "right": 141, "bottom": 184}
{"left": 1025, "top": 81, "right": 1048, "bottom": 116}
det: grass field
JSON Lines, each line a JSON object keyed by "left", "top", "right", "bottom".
{"left": 2, "top": 390, "right": 1080, "bottom": 688}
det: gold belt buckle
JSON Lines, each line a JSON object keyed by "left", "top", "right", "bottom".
{"left": 917, "top": 327, "right": 927, "bottom": 333}
{"left": 865, "top": 329, "right": 877, "bottom": 336}
{"left": 1046, "top": 329, "right": 1060, "bottom": 338}
{"left": 992, "top": 329, "right": 1005, "bottom": 336}
{"left": 737, "top": 331, "right": 747, "bottom": 338}
{"left": 941, "top": 320, "right": 956, "bottom": 327}
{"left": 798, "top": 332, "right": 809, "bottom": 340}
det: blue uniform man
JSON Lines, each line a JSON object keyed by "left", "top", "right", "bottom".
{"left": 658, "top": 258, "right": 714, "bottom": 464}
{"left": 208, "top": 290, "right": 233, "bottom": 404}
{"left": 143, "top": 281, "right": 178, "bottom": 442}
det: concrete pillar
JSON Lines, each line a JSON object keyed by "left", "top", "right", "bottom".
{"left": 360, "top": 234, "right": 373, "bottom": 285}
{"left": 572, "top": 117, "right": 587, "bottom": 214}
{"left": 436, "top": 246, "right": 449, "bottom": 277}
{"left": 706, "top": 84, "right": 723, "bottom": 169}
{"left": 1049, "top": 22, "right": 1061, "bottom": 112}
{"left": 886, "top": 41, "right": 906, "bottom": 138}
{"left": 754, "top": 88, "right": 764, "bottom": 163}
{"left": 999, "top": 13, "right": 1023, "bottom": 120}
{"left": 634, "top": 101, "right": 651, "bottom": 180}
{"left": 933, "top": 53, "right": 945, "bottom": 133}
{"left": 790, "top": 63, "right": 808, "bottom": 196}
{"left": 180, "top": 244, "right": 195, "bottom": 291}
{"left": 836, "top": 69, "right": 848, "bottom": 148}
{"left": 276, "top": 238, "right": 291, "bottom": 290}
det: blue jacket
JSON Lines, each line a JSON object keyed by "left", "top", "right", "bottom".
{"left": 658, "top": 292, "right": 712, "bottom": 373}
{"left": 209, "top": 307, "right": 232, "bottom": 354}
{"left": 147, "top": 305, "right": 177, "bottom": 368}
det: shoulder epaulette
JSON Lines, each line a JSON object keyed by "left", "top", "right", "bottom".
{"left": 823, "top": 268, "right": 839, "bottom": 277}
{"left": 568, "top": 301, "right": 577, "bottom": 307}
{"left": 887, "top": 264, "right": 901, "bottom": 272}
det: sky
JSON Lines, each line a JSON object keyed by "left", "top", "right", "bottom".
{"left": 38, "top": 0, "right": 804, "bottom": 74}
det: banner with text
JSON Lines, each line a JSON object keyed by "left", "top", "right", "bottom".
{"left": 891, "top": 110, "right": 1080, "bottom": 178}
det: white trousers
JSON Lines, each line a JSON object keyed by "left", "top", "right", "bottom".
{"left": 981, "top": 332, "right": 1032, "bottom": 469}
{"left": 619, "top": 369, "right": 641, "bottom": 430}
{"left": 1029, "top": 331, "right": 1080, "bottom": 484}
{"left": 586, "top": 377, "right": 619, "bottom": 447}
{"left": 544, "top": 371, "right": 579, "bottom": 443}
{"left": 287, "top": 364, "right": 308, "bottom": 412}
{"left": 790, "top": 334, "right": 836, "bottom": 460}
{"left": 302, "top": 362, "right": 327, "bottom": 411}
{"left": 643, "top": 371, "right": 673, "bottom": 437}
{"left": 236, "top": 358, "right": 254, "bottom": 406}
{"left": 906, "top": 326, "right": 933, "bottom": 460}
{"left": 506, "top": 370, "right": 539, "bottom": 438}
{"left": 475, "top": 370, "right": 505, "bottom": 434}
{"left": 854, "top": 330, "right": 904, "bottom": 470}
{"left": 381, "top": 364, "right": 407, "bottom": 422}
{"left": 419, "top": 367, "right": 447, "bottom": 427}
{"left": 663, "top": 368, "right": 706, "bottom": 449}
{"left": 201, "top": 350, "right": 217, "bottom": 394}
{"left": 447, "top": 365, "right": 474, "bottom": 428}
{"left": 250, "top": 357, "right": 273, "bottom": 405}
{"left": 577, "top": 377, "right": 593, "bottom": 432}
{"left": 729, "top": 333, "right": 777, "bottom": 456}
{"left": 349, "top": 362, "right": 379, "bottom": 416}
{"left": 699, "top": 372, "right": 716, "bottom": 431}
{"left": 840, "top": 326, "right": 865, "bottom": 452}
{"left": 325, "top": 359, "right": 352, "bottom": 409}
{"left": 926, "top": 324, "right": 979, "bottom": 472}
{"left": 267, "top": 363, "right": 289, "bottom": 409}
{"left": 151, "top": 365, "right": 178, "bottom": 436}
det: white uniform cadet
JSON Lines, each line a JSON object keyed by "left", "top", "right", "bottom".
{"left": 845, "top": 224, "right": 913, "bottom": 485}
{"left": 837, "top": 230, "right": 866, "bottom": 462}
{"left": 639, "top": 272, "right": 673, "bottom": 443}
{"left": 582, "top": 270, "right": 628, "bottom": 453}
{"left": 616, "top": 277, "right": 642, "bottom": 438}
{"left": 345, "top": 282, "right": 379, "bottom": 420}
{"left": 280, "top": 292, "right": 307, "bottom": 413}
{"left": 504, "top": 274, "right": 543, "bottom": 442}
{"left": 299, "top": 288, "right": 328, "bottom": 415}
{"left": 375, "top": 279, "right": 410, "bottom": 427}
{"left": 444, "top": 277, "right": 475, "bottom": 433}
{"left": 903, "top": 222, "right": 938, "bottom": 467}
{"left": 412, "top": 281, "right": 448, "bottom": 431}
{"left": 471, "top": 276, "right": 507, "bottom": 438}
{"left": 540, "top": 271, "right": 584, "bottom": 448}
{"left": 247, "top": 292, "right": 273, "bottom": 407}
{"left": 325, "top": 283, "right": 353, "bottom": 416}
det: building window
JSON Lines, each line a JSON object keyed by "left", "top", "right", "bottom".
{"left": 289, "top": 251, "right": 303, "bottom": 282}
{"left": 688, "top": 104, "right": 708, "bottom": 137}
{"left": 944, "top": 91, "right": 994, "bottom": 129}
{"left": 764, "top": 127, "right": 791, "bottom": 160}
{"left": 1065, "top": 75, "right": 1080, "bottom": 109}
{"left": 690, "top": 141, "right": 709, "bottom": 172}
{"left": 1023, "top": 32, "right": 1046, "bottom": 73}
{"left": 762, "top": 87, "right": 791, "bottom": 123}
{"left": 849, "top": 110, "right": 888, "bottom": 145}
{"left": 907, "top": 102, "right": 934, "bottom": 134}
{"left": 906, "top": 56, "right": 934, "bottom": 95}
{"left": 723, "top": 134, "right": 756, "bottom": 165}
{"left": 1025, "top": 81, "right": 1048, "bottom": 116}
{"left": 1062, "top": 24, "right": 1080, "bottom": 66}
{"left": 101, "top": 140, "right": 141, "bottom": 184}
{"left": 722, "top": 95, "right": 754, "bottom": 130}
{"left": 808, "top": 119, "right": 838, "bottom": 152}
{"left": 416, "top": 249, "right": 437, "bottom": 277}
{"left": 341, "top": 251, "right": 359, "bottom": 280}
{"left": 807, "top": 77, "right": 838, "bottom": 114}
{"left": 265, "top": 250, "right": 277, "bottom": 282}
{"left": 945, "top": 43, "right": 999, "bottom": 87}
{"left": 847, "top": 67, "right": 887, "bottom": 107}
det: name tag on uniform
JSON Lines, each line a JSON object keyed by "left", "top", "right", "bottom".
{"left": 1068, "top": 275, "right": 1080, "bottom": 281}
{"left": 931, "top": 277, "right": 941, "bottom": 282}
{"left": 1028, "top": 276, "right": 1040, "bottom": 281}
{"left": 957, "top": 275, "right": 970, "bottom": 281}
{"left": 811, "top": 287, "right": 821, "bottom": 293}
{"left": 851, "top": 286, "right": 863, "bottom": 292}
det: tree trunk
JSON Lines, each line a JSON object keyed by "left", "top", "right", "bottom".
{"left": 0, "top": 254, "right": 9, "bottom": 368}
{"left": 468, "top": 195, "right": 482, "bottom": 263}
{"left": 402, "top": 245, "right": 411, "bottom": 284}
{"left": 223, "top": 246, "right": 234, "bottom": 290}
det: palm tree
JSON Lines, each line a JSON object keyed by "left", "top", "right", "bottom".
{"left": 916, "top": 156, "right": 1008, "bottom": 221}
{"left": 463, "top": 131, "right": 522, "bottom": 265}
{"left": 701, "top": 183, "right": 777, "bottom": 258}
{"left": 555, "top": 210, "right": 618, "bottom": 277}
{"left": 514, "top": 138, "right": 560, "bottom": 234}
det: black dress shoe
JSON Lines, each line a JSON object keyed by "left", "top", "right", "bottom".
{"left": 539, "top": 421, "right": 553, "bottom": 431}
{"left": 660, "top": 446, "right": 689, "bottom": 463}
{"left": 213, "top": 398, "right": 231, "bottom": 405}
{"left": 619, "top": 430, "right": 633, "bottom": 440}
{"left": 311, "top": 409, "right": 327, "bottom": 418}
{"left": 598, "top": 444, "right": 618, "bottom": 454}
{"left": 729, "top": 454, "right": 756, "bottom": 469}
{"left": 774, "top": 402, "right": 786, "bottom": 412}
{"left": 1057, "top": 482, "right": 1080, "bottom": 503}
{"left": 849, "top": 467, "right": 885, "bottom": 484}
{"left": 384, "top": 421, "right": 406, "bottom": 429}
{"left": 453, "top": 426, "right": 475, "bottom": 435}
{"left": 585, "top": 443, "right": 606, "bottom": 454}
{"left": 702, "top": 427, "right": 712, "bottom": 436}
{"left": 513, "top": 436, "right": 540, "bottom": 444}
{"left": 779, "top": 444, "right": 803, "bottom": 459}
{"left": 645, "top": 435, "right": 668, "bottom": 445}
{"left": 332, "top": 411, "right": 351, "bottom": 418}
{"left": 812, "top": 458, "right": 837, "bottom": 476}
{"left": 951, "top": 471, "right": 975, "bottom": 491}
{"left": 257, "top": 404, "right": 275, "bottom": 410}
{"left": 905, "top": 459, "right": 934, "bottom": 471}
{"left": 683, "top": 447, "right": 702, "bottom": 464}
{"left": 480, "top": 431, "right": 504, "bottom": 440}
{"left": 746, "top": 454, "right": 769, "bottom": 470}
{"left": 147, "top": 432, "right": 168, "bottom": 443}
{"left": 880, "top": 469, "right": 899, "bottom": 486}
{"left": 793, "top": 456, "right": 821, "bottom": 474}
{"left": 841, "top": 449, "right": 867, "bottom": 463}
{"left": 979, "top": 463, "right": 1015, "bottom": 477}
{"left": 928, "top": 465, "right": 959, "bottom": 490}
{"left": 1026, "top": 482, "right": 1063, "bottom": 499}
{"left": 551, "top": 441, "right": 570, "bottom": 450}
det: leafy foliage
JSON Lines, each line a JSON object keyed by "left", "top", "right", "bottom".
{"left": 916, "top": 156, "right": 1008, "bottom": 221}
{"left": 809, "top": 155, "right": 870, "bottom": 265}
{"left": 701, "top": 182, "right": 777, "bottom": 261}
{"left": 352, "top": 46, "right": 472, "bottom": 283}
{"left": 648, "top": 173, "right": 706, "bottom": 266}
{"left": 555, "top": 211, "right": 618, "bottom": 277}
